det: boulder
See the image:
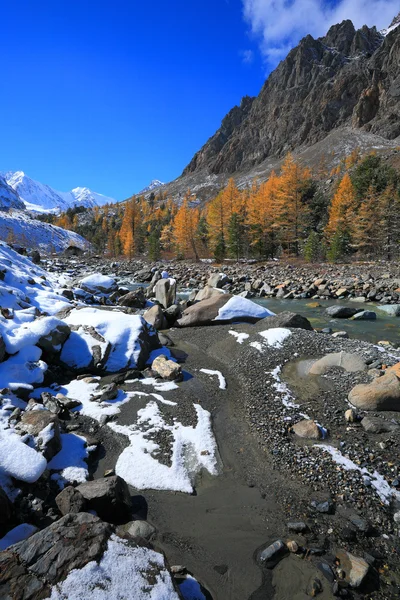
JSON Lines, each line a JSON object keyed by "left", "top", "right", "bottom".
{"left": 37, "top": 321, "right": 71, "bottom": 358}
{"left": 259, "top": 540, "right": 287, "bottom": 566}
{"left": 309, "top": 352, "right": 367, "bottom": 375}
{"left": 116, "top": 520, "right": 156, "bottom": 541}
{"left": 0, "top": 335, "right": 5, "bottom": 363}
{"left": 350, "top": 310, "right": 376, "bottom": 320}
{"left": 163, "top": 304, "right": 181, "bottom": 325}
{"left": 93, "top": 383, "right": 118, "bottom": 402}
{"left": 31, "top": 250, "right": 41, "bottom": 264}
{"left": 79, "top": 274, "right": 117, "bottom": 294}
{"left": 0, "top": 513, "right": 112, "bottom": 598}
{"left": 207, "top": 272, "right": 230, "bottom": 288}
{"left": 154, "top": 278, "right": 176, "bottom": 309}
{"left": 258, "top": 311, "right": 312, "bottom": 331}
{"left": 336, "top": 549, "right": 369, "bottom": 588}
{"left": 377, "top": 304, "right": 400, "bottom": 317}
{"left": 292, "top": 420, "right": 322, "bottom": 439}
{"left": 325, "top": 306, "right": 360, "bottom": 318}
{"left": 55, "top": 486, "right": 87, "bottom": 515}
{"left": 194, "top": 285, "right": 225, "bottom": 302}
{"left": 151, "top": 354, "right": 182, "bottom": 381}
{"left": 77, "top": 476, "right": 132, "bottom": 522}
{"left": 361, "top": 416, "right": 398, "bottom": 433}
{"left": 17, "top": 410, "right": 61, "bottom": 461}
{"left": 118, "top": 289, "right": 146, "bottom": 309}
{"left": 348, "top": 371, "right": 400, "bottom": 411}
{"left": 176, "top": 294, "right": 272, "bottom": 327}
{"left": 143, "top": 305, "right": 168, "bottom": 330}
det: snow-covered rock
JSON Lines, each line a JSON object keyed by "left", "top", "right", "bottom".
{"left": 79, "top": 274, "right": 117, "bottom": 294}
{"left": 4, "top": 171, "right": 116, "bottom": 213}
{"left": 0, "top": 176, "right": 25, "bottom": 210}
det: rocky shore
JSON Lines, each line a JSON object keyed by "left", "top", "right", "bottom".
{"left": 1, "top": 247, "right": 400, "bottom": 599}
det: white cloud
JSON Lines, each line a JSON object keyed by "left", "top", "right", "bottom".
{"left": 240, "top": 49, "right": 255, "bottom": 64}
{"left": 242, "top": 0, "right": 399, "bottom": 64}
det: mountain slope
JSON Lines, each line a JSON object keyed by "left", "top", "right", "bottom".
{"left": 159, "top": 14, "right": 400, "bottom": 202}
{"left": 4, "top": 171, "right": 116, "bottom": 213}
{"left": 0, "top": 176, "right": 25, "bottom": 211}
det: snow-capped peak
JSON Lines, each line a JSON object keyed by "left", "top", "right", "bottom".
{"left": 139, "top": 179, "right": 165, "bottom": 194}
{"left": 381, "top": 12, "right": 400, "bottom": 36}
{"left": 3, "top": 171, "right": 117, "bottom": 214}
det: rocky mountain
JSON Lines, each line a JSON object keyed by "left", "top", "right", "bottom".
{"left": 0, "top": 176, "right": 25, "bottom": 211}
{"left": 162, "top": 14, "right": 400, "bottom": 202}
{"left": 138, "top": 179, "right": 165, "bottom": 195}
{"left": 3, "top": 171, "right": 116, "bottom": 213}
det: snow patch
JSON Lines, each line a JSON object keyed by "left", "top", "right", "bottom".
{"left": 199, "top": 369, "right": 227, "bottom": 390}
{"left": 228, "top": 330, "right": 250, "bottom": 344}
{"left": 259, "top": 327, "right": 291, "bottom": 348}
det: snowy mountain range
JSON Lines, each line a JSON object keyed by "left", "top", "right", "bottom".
{"left": 2, "top": 171, "right": 116, "bottom": 214}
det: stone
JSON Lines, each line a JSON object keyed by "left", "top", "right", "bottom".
{"left": 350, "top": 310, "right": 376, "bottom": 320}
{"left": 306, "top": 577, "right": 322, "bottom": 597}
{"left": 317, "top": 562, "right": 335, "bottom": 583}
{"left": 0, "top": 513, "right": 112, "bottom": 598}
{"left": 154, "top": 278, "right": 177, "bottom": 309}
{"left": 18, "top": 410, "right": 61, "bottom": 461}
{"left": 287, "top": 521, "right": 308, "bottom": 533}
{"left": 116, "top": 520, "right": 156, "bottom": 541}
{"left": 312, "top": 500, "right": 334, "bottom": 514}
{"left": 93, "top": 383, "right": 118, "bottom": 402}
{"left": 336, "top": 549, "right": 369, "bottom": 588}
{"left": 377, "top": 304, "right": 400, "bottom": 317}
{"left": 325, "top": 306, "right": 360, "bottom": 318}
{"left": 143, "top": 305, "right": 168, "bottom": 330}
{"left": 194, "top": 285, "right": 225, "bottom": 302}
{"left": 61, "top": 289, "right": 74, "bottom": 301}
{"left": 77, "top": 476, "right": 132, "bottom": 522}
{"left": 0, "top": 487, "right": 12, "bottom": 536}
{"left": 118, "top": 289, "right": 146, "bottom": 309}
{"left": 348, "top": 371, "right": 400, "bottom": 411}
{"left": 176, "top": 293, "right": 268, "bottom": 327}
{"left": 260, "top": 540, "right": 287, "bottom": 565}
{"left": 345, "top": 409, "right": 357, "bottom": 423}
{"left": 163, "top": 304, "right": 181, "bottom": 325}
{"left": 361, "top": 416, "right": 398, "bottom": 433}
{"left": 292, "top": 420, "right": 322, "bottom": 440}
{"left": 79, "top": 274, "right": 117, "bottom": 294}
{"left": 332, "top": 331, "right": 349, "bottom": 339}
{"left": 335, "top": 287, "right": 348, "bottom": 297}
{"left": 55, "top": 486, "right": 87, "bottom": 515}
{"left": 287, "top": 540, "right": 298, "bottom": 553}
{"left": 31, "top": 250, "right": 41, "bottom": 264}
{"left": 151, "top": 354, "right": 182, "bottom": 381}
{"left": 309, "top": 352, "right": 367, "bottom": 375}
{"left": 207, "top": 272, "right": 230, "bottom": 288}
{"left": 55, "top": 393, "right": 81, "bottom": 410}
{"left": 258, "top": 311, "right": 313, "bottom": 331}
{"left": 387, "top": 362, "right": 400, "bottom": 377}
{"left": 40, "top": 391, "right": 61, "bottom": 414}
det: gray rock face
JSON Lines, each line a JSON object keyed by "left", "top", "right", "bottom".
{"left": 182, "top": 21, "right": 399, "bottom": 178}
{"left": 361, "top": 416, "right": 399, "bottom": 433}
{"left": 154, "top": 278, "right": 176, "bottom": 309}
{"left": 55, "top": 486, "right": 87, "bottom": 515}
{"left": 76, "top": 476, "right": 132, "bottom": 522}
{"left": 259, "top": 311, "right": 313, "bottom": 331}
{"left": 0, "top": 513, "right": 112, "bottom": 599}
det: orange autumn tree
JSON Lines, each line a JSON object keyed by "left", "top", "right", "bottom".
{"left": 275, "top": 154, "right": 311, "bottom": 256}
{"left": 119, "top": 199, "right": 139, "bottom": 258}
{"left": 172, "top": 193, "right": 200, "bottom": 259}
{"left": 247, "top": 172, "right": 280, "bottom": 257}
{"left": 207, "top": 178, "right": 242, "bottom": 260}
{"left": 324, "top": 172, "right": 357, "bottom": 261}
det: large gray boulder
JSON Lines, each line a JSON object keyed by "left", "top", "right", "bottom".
{"left": 207, "top": 272, "right": 230, "bottom": 288}
{"left": 349, "top": 371, "right": 400, "bottom": 411}
{"left": 194, "top": 285, "right": 225, "bottom": 302}
{"left": 118, "top": 289, "right": 146, "bottom": 309}
{"left": 37, "top": 321, "right": 71, "bottom": 358}
{"left": 17, "top": 410, "right": 61, "bottom": 461}
{"left": 176, "top": 293, "right": 270, "bottom": 327}
{"left": 325, "top": 306, "right": 360, "bottom": 318}
{"left": 55, "top": 486, "right": 87, "bottom": 515}
{"left": 258, "top": 311, "right": 313, "bottom": 331}
{"left": 377, "top": 305, "right": 400, "bottom": 317}
{"left": 79, "top": 274, "right": 117, "bottom": 294}
{"left": 143, "top": 304, "right": 168, "bottom": 330}
{"left": 154, "top": 278, "right": 176, "bottom": 308}
{"left": 76, "top": 476, "right": 132, "bottom": 522}
{"left": 0, "top": 513, "right": 112, "bottom": 599}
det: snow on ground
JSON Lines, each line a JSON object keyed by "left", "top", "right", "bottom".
{"left": 316, "top": 444, "right": 400, "bottom": 506}
{"left": 270, "top": 366, "right": 300, "bottom": 409}
{"left": 48, "top": 433, "right": 96, "bottom": 486}
{"left": 60, "top": 327, "right": 109, "bottom": 370}
{"left": 250, "top": 341, "right": 264, "bottom": 352}
{"left": 199, "top": 369, "right": 227, "bottom": 390}
{"left": 0, "top": 523, "right": 38, "bottom": 551}
{"left": 0, "top": 431, "right": 47, "bottom": 498}
{"left": 0, "top": 211, "right": 89, "bottom": 252}
{"left": 228, "top": 330, "right": 249, "bottom": 344}
{"left": 49, "top": 534, "right": 180, "bottom": 600}
{"left": 110, "top": 399, "right": 218, "bottom": 493}
{"left": 259, "top": 327, "right": 291, "bottom": 348}
{"left": 0, "top": 345, "right": 47, "bottom": 391}
{"left": 137, "top": 377, "right": 179, "bottom": 392}
{"left": 64, "top": 308, "right": 157, "bottom": 371}
{"left": 215, "top": 296, "right": 274, "bottom": 322}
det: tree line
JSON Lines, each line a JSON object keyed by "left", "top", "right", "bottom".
{"left": 52, "top": 151, "right": 400, "bottom": 262}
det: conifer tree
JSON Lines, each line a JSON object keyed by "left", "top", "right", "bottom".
{"left": 324, "top": 173, "right": 357, "bottom": 260}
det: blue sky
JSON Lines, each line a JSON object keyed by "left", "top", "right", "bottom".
{"left": 0, "top": 0, "right": 397, "bottom": 200}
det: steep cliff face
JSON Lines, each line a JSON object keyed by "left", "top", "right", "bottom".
{"left": 183, "top": 18, "right": 400, "bottom": 178}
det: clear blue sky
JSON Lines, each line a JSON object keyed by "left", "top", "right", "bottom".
{"left": 0, "top": 0, "right": 264, "bottom": 199}
{"left": 1, "top": 0, "right": 396, "bottom": 200}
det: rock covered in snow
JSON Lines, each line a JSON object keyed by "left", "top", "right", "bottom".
{"left": 17, "top": 410, "right": 61, "bottom": 461}
{"left": 79, "top": 274, "right": 117, "bottom": 294}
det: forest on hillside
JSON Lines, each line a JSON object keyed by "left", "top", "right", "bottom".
{"left": 45, "top": 152, "right": 400, "bottom": 263}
